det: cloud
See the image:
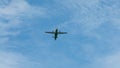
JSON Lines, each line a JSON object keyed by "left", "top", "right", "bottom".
{"left": 52, "top": 1, "right": 120, "bottom": 67}
{"left": 0, "top": 50, "right": 43, "bottom": 68}
{"left": 55, "top": 0, "right": 120, "bottom": 39}
{"left": 0, "top": 0, "right": 47, "bottom": 46}
{"left": 0, "top": 0, "right": 49, "bottom": 68}
{"left": 55, "top": 0, "right": 99, "bottom": 10}
{"left": 0, "top": 1, "right": 48, "bottom": 67}
{"left": 0, "top": 50, "right": 26, "bottom": 68}
{"left": 0, "top": 0, "right": 46, "bottom": 19}
{"left": 91, "top": 51, "right": 120, "bottom": 68}
{"left": 0, "top": 0, "right": 120, "bottom": 68}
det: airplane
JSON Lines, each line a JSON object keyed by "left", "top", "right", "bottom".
{"left": 45, "top": 28, "right": 67, "bottom": 40}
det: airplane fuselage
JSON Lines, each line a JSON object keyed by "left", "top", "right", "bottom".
{"left": 54, "top": 29, "right": 58, "bottom": 40}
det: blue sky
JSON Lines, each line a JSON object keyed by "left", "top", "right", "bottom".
{"left": 0, "top": 0, "right": 120, "bottom": 68}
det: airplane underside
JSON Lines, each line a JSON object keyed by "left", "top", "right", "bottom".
{"left": 45, "top": 29, "right": 67, "bottom": 40}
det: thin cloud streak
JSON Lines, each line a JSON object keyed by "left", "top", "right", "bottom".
{"left": 0, "top": 0, "right": 48, "bottom": 68}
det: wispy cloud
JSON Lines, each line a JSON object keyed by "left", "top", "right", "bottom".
{"left": 0, "top": 0, "right": 47, "bottom": 68}
{"left": 0, "top": 0, "right": 46, "bottom": 18}
{"left": 90, "top": 51, "right": 120, "bottom": 68}
{"left": 56, "top": 0, "right": 120, "bottom": 38}
{"left": 0, "top": 0, "right": 47, "bottom": 45}
{"left": 0, "top": 50, "right": 26, "bottom": 68}
{"left": 0, "top": 50, "right": 43, "bottom": 68}
{"left": 52, "top": 0, "right": 120, "bottom": 68}
{"left": 0, "top": 0, "right": 120, "bottom": 68}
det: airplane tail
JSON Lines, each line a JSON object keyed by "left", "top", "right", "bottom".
{"left": 52, "top": 36, "right": 57, "bottom": 40}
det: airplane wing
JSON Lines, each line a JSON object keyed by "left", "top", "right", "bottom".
{"left": 58, "top": 32, "right": 67, "bottom": 34}
{"left": 45, "top": 32, "right": 55, "bottom": 34}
